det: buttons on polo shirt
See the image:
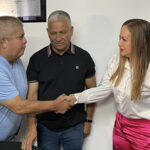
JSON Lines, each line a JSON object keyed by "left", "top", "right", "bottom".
{"left": 75, "top": 66, "right": 79, "bottom": 70}
{"left": 57, "top": 55, "right": 64, "bottom": 65}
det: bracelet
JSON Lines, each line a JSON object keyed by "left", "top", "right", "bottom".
{"left": 85, "top": 119, "right": 93, "bottom": 123}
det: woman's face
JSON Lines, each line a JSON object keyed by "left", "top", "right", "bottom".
{"left": 118, "top": 25, "right": 132, "bottom": 58}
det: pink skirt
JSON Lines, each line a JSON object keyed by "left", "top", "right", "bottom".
{"left": 113, "top": 112, "right": 150, "bottom": 150}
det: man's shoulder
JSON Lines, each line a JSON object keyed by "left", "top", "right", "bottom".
{"left": 30, "top": 45, "right": 48, "bottom": 59}
{"left": 0, "top": 58, "right": 9, "bottom": 74}
{"left": 0, "top": 65, "right": 10, "bottom": 81}
{"left": 74, "top": 45, "right": 91, "bottom": 57}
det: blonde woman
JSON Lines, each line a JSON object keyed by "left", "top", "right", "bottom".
{"left": 67, "top": 19, "right": 150, "bottom": 150}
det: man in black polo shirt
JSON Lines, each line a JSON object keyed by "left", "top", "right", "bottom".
{"left": 23, "top": 10, "right": 96, "bottom": 150}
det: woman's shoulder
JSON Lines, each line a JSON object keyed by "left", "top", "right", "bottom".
{"left": 144, "top": 63, "right": 150, "bottom": 84}
{"left": 109, "top": 53, "right": 120, "bottom": 64}
{"left": 107, "top": 53, "right": 120, "bottom": 70}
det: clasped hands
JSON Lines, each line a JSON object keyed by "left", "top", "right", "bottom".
{"left": 54, "top": 94, "right": 77, "bottom": 114}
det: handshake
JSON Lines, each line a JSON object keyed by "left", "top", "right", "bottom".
{"left": 54, "top": 94, "right": 77, "bottom": 114}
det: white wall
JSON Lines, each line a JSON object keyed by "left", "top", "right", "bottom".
{"left": 18, "top": 0, "right": 150, "bottom": 149}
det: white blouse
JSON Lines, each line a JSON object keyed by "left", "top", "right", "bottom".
{"left": 75, "top": 54, "right": 150, "bottom": 119}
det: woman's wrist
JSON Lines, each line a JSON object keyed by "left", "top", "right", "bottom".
{"left": 69, "top": 95, "right": 78, "bottom": 105}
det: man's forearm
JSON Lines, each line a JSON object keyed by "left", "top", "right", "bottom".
{"left": 1, "top": 94, "right": 69, "bottom": 114}
{"left": 27, "top": 115, "right": 37, "bottom": 131}
{"left": 9, "top": 97, "right": 58, "bottom": 114}
{"left": 86, "top": 103, "right": 95, "bottom": 120}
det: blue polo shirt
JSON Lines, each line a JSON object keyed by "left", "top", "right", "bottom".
{"left": 0, "top": 56, "right": 27, "bottom": 141}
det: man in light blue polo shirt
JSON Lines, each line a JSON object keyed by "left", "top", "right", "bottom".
{"left": 0, "top": 56, "right": 27, "bottom": 141}
{"left": 0, "top": 16, "right": 70, "bottom": 141}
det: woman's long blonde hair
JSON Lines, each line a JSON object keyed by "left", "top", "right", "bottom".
{"left": 110, "top": 19, "right": 150, "bottom": 100}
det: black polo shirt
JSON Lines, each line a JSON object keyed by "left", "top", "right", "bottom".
{"left": 27, "top": 43, "right": 95, "bottom": 131}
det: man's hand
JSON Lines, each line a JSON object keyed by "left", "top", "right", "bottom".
{"left": 83, "top": 122, "right": 92, "bottom": 137}
{"left": 21, "top": 127, "right": 37, "bottom": 150}
{"left": 54, "top": 94, "right": 71, "bottom": 114}
{"left": 64, "top": 95, "right": 77, "bottom": 106}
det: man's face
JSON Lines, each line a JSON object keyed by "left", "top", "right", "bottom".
{"left": 47, "top": 19, "right": 73, "bottom": 55}
{"left": 6, "top": 26, "right": 27, "bottom": 63}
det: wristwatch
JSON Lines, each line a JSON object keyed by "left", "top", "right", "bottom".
{"left": 85, "top": 119, "right": 93, "bottom": 123}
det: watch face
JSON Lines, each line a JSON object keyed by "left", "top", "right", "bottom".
{"left": 85, "top": 119, "right": 93, "bottom": 123}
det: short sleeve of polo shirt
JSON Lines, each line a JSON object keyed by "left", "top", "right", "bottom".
{"left": 27, "top": 54, "right": 39, "bottom": 82}
{"left": 0, "top": 70, "right": 18, "bottom": 101}
{"left": 84, "top": 52, "right": 95, "bottom": 79}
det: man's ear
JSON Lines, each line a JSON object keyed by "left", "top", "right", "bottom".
{"left": 47, "top": 28, "right": 51, "bottom": 38}
{"left": 46, "top": 27, "right": 49, "bottom": 33}
{"left": 0, "top": 39, "right": 8, "bottom": 49}
{"left": 70, "top": 26, "right": 74, "bottom": 36}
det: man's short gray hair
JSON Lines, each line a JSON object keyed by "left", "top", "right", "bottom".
{"left": 48, "top": 10, "right": 72, "bottom": 27}
{"left": 0, "top": 16, "right": 23, "bottom": 40}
